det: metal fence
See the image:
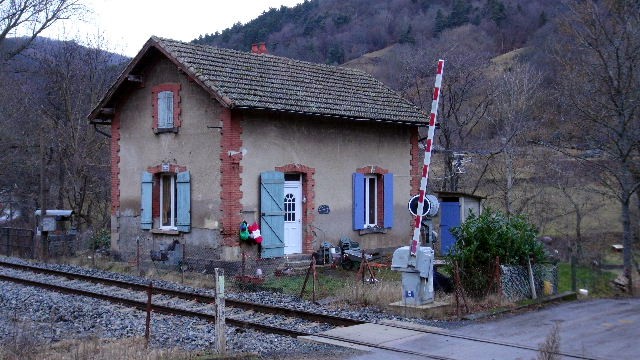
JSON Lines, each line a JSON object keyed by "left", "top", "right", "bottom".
{"left": 0, "top": 227, "right": 35, "bottom": 259}
{"left": 501, "top": 264, "right": 559, "bottom": 302}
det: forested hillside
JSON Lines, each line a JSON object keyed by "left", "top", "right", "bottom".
{"left": 192, "top": 0, "right": 559, "bottom": 64}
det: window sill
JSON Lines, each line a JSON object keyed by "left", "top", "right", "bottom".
{"left": 151, "top": 229, "right": 180, "bottom": 235}
{"left": 359, "top": 226, "right": 388, "bottom": 235}
{"left": 153, "top": 127, "right": 179, "bottom": 134}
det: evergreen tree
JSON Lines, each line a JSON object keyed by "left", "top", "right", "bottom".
{"left": 399, "top": 25, "right": 416, "bottom": 44}
{"left": 447, "top": 0, "right": 472, "bottom": 28}
{"left": 434, "top": 9, "right": 446, "bottom": 36}
{"left": 327, "top": 44, "right": 345, "bottom": 64}
{"left": 486, "top": 0, "right": 507, "bottom": 26}
{"left": 539, "top": 11, "right": 548, "bottom": 27}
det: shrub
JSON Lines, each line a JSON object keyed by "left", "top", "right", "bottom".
{"left": 89, "top": 228, "right": 110, "bottom": 250}
{"left": 446, "top": 208, "right": 547, "bottom": 297}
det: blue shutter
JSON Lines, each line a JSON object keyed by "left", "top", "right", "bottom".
{"left": 158, "top": 91, "right": 173, "bottom": 128}
{"left": 384, "top": 173, "right": 394, "bottom": 228}
{"left": 140, "top": 172, "right": 153, "bottom": 230}
{"left": 260, "top": 171, "right": 285, "bottom": 258}
{"left": 353, "top": 173, "right": 365, "bottom": 230}
{"left": 176, "top": 171, "right": 191, "bottom": 232}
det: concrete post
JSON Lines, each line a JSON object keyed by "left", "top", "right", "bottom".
{"left": 215, "top": 268, "right": 226, "bottom": 354}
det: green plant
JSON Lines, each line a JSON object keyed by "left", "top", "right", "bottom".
{"left": 446, "top": 208, "right": 548, "bottom": 297}
{"left": 89, "top": 228, "right": 110, "bottom": 250}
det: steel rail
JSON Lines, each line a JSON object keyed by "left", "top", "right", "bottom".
{"left": 0, "top": 273, "right": 306, "bottom": 337}
{"left": 0, "top": 260, "right": 363, "bottom": 327}
{"left": 0, "top": 270, "right": 603, "bottom": 360}
{"left": 0, "top": 272, "right": 455, "bottom": 359}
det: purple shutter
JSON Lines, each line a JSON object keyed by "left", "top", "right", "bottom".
{"left": 353, "top": 173, "right": 365, "bottom": 230}
{"left": 384, "top": 173, "right": 394, "bottom": 228}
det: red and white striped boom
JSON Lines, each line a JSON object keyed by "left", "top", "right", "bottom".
{"left": 409, "top": 59, "right": 444, "bottom": 260}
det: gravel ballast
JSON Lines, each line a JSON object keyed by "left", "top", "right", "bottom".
{"left": 0, "top": 256, "right": 460, "bottom": 357}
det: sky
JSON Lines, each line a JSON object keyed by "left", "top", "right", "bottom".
{"left": 39, "top": 0, "right": 303, "bottom": 57}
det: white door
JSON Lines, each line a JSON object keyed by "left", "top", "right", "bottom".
{"left": 283, "top": 180, "right": 302, "bottom": 254}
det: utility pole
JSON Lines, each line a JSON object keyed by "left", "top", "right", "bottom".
{"left": 39, "top": 128, "right": 48, "bottom": 262}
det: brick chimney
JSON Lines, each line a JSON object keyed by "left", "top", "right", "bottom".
{"left": 251, "top": 42, "right": 268, "bottom": 54}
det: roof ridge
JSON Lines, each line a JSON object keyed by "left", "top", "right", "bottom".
{"left": 153, "top": 36, "right": 378, "bottom": 77}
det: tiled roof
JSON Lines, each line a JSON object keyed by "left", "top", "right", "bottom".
{"left": 151, "top": 37, "right": 426, "bottom": 125}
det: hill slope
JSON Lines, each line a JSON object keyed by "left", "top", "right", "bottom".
{"left": 193, "top": 0, "right": 563, "bottom": 66}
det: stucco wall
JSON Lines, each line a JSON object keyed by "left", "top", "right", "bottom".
{"left": 114, "top": 56, "right": 223, "bottom": 257}
{"left": 240, "top": 113, "right": 415, "bottom": 251}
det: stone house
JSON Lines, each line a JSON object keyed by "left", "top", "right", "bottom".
{"left": 88, "top": 37, "right": 428, "bottom": 262}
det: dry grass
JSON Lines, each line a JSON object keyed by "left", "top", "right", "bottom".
{"left": 0, "top": 336, "right": 194, "bottom": 360}
{"left": 537, "top": 323, "right": 561, "bottom": 360}
{"left": 0, "top": 336, "right": 261, "bottom": 360}
{"left": 335, "top": 278, "right": 403, "bottom": 307}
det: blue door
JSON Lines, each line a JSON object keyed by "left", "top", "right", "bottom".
{"left": 260, "top": 171, "right": 285, "bottom": 258}
{"left": 440, "top": 201, "right": 461, "bottom": 255}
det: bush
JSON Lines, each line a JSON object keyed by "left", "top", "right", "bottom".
{"left": 89, "top": 228, "right": 110, "bottom": 250}
{"left": 446, "top": 208, "right": 547, "bottom": 297}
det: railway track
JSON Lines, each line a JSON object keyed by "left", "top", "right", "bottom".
{"left": 0, "top": 259, "right": 606, "bottom": 359}
{"left": 0, "top": 259, "right": 361, "bottom": 335}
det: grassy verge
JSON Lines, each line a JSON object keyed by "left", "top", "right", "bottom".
{"left": 558, "top": 262, "right": 617, "bottom": 297}
{"left": 259, "top": 267, "right": 402, "bottom": 306}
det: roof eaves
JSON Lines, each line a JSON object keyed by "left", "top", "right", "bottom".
{"left": 87, "top": 37, "right": 236, "bottom": 123}
{"left": 87, "top": 38, "right": 157, "bottom": 121}
{"left": 234, "top": 105, "right": 427, "bottom": 125}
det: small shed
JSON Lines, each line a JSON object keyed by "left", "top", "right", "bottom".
{"left": 35, "top": 209, "right": 74, "bottom": 234}
{"left": 435, "top": 192, "right": 484, "bottom": 255}
{"left": 35, "top": 209, "right": 76, "bottom": 256}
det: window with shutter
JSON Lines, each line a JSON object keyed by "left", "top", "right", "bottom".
{"left": 158, "top": 91, "right": 174, "bottom": 128}
{"left": 151, "top": 83, "right": 181, "bottom": 133}
{"left": 140, "top": 167, "right": 190, "bottom": 232}
{"left": 353, "top": 170, "right": 393, "bottom": 230}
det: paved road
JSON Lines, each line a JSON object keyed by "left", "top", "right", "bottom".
{"left": 330, "top": 298, "right": 640, "bottom": 360}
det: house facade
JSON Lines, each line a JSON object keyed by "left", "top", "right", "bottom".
{"left": 89, "top": 37, "right": 427, "bottom": 262}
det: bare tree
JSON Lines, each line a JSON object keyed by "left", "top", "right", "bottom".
{"left": 485, "top": 62, "right": 543, "bottom": 215}
{"left": 553, "top": 0, "right": 640, "bottom": 293}
{"left": 32, "top": 35, "right": 121, "bottom": 229}
{"left": 437, "top": 52, "right": 493, "bottom": 192}
{"left": 0, "top": 34, "right": 123, "bottom": 231}
{"left": 0, "top": 0, "right": 84, "bottom": 64}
